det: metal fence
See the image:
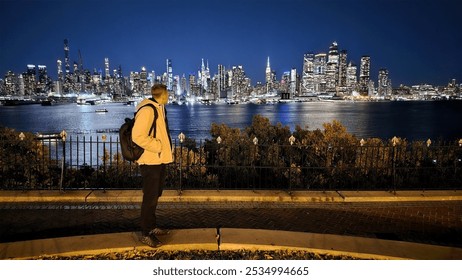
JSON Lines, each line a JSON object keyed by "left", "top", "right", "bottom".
{"left": 1, "top": 132, "right": 461, "bottom": 191}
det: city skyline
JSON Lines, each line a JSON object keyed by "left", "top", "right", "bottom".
{"left": 1, "top": 0, "right": 461, "bottom": 86}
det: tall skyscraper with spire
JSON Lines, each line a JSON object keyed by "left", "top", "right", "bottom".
{"left": 200, "top": 58, "right": 210, "bottom": 91}
{"left": 265, "top": 57, "right": 274, "bottom": 93}
{"left": 265, "top": 57, "right": 271, "bottom": 83}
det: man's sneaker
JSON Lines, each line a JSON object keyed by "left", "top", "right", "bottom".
{"left": 150, "top": 228, "right": 170, "bottom": 236}
{"left": 139, "top": 234, "right": 162, "bottom": 248}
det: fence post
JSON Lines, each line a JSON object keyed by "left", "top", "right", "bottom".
{"left": 359, "top": 139, "right": 366, "bottom": 190}
{"left": 102, "top": 134, "right": 107, "bottom": 191}
{"left": 59, "top": 130, "right": 67, "bottom": 191}
{"left": 253, "top": 137, "right": 258, "bottom": 190}
{"left": 456, "top": 139, "right": 462, "bottom": 189}
{"left": 216, "top": 136, "right": 222, "bottom": 190}
{"left": 391, "top": 136, "right": 399, "bottom": 195}
{"left": 178, "top": 132, "right": 185, "bottom": 193}
{"left": 289, "top": 135, "right": 296, "bottom": 192}
{"left": 18, "top": 132, "right": 26, "bottom": 190}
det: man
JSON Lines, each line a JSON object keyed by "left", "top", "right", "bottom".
{"left": 132, "top": 84, "right": 173, "bottom": 247}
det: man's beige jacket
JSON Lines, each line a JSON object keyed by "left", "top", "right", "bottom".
{"left": 132, "top": 98, "right": 173, "bottom": 165}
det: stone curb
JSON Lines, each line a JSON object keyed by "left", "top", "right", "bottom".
{"left": 0, "top": 190, "right": 461, "bottom": 204}
{"left": 2, "top": 228, "right": 461, "bottom": 260}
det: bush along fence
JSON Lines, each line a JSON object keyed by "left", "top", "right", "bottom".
{"left": 1, "top": 117, "right": 461, "bottom": 191}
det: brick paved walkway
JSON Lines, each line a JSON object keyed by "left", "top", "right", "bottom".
{"left": 1, "top": 201, "right": 461, "bottom": 248}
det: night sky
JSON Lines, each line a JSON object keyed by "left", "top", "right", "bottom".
{"left": 1, "top": 0, "right": 461, "bottom": 86}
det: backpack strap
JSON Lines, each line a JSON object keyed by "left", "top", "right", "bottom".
{"left": 164, "top": 106, "right": 172, "bottom": 149}
{"left": 147, "top": 98, "right": 171, "bottom": 147}
{"left": 135, "top": 103, "right": 158, "bottom": 137}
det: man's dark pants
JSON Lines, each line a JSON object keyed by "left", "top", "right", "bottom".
{"left": 140, "top": 164, "right": 166, "bottom": 235}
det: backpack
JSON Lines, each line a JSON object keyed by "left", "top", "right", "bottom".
{"left": 119, "top": 103, "right": 158, "bottom": 161}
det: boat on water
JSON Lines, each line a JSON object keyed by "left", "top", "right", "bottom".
{"left": 126, "top": 95, "right": 145, "bottom": 106}
{"left": 35, "top": 132, "right": 62, "bottom": 141}
{"left": 77, "top": 98, "right": 100, "bottom": 105}
{"left": 95, "top": 108, "right": 108, "bottom": 113}
{"left": 76, "top": 92, "right": 111, "bottom": 105}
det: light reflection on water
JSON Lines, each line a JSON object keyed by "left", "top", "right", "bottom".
{"left": 1, "top": 100, "right": 461, "bottom": 142}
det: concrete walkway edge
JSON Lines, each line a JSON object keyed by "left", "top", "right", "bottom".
{"left": 1, "top": 228, "right": 462, "bottom": 260}
{"left": 1, "top": 189, "right": 461, "bottom": 204}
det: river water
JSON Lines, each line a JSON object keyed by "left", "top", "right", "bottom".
{"left": 1, "top": 100, "right": 462, "bottom": 142}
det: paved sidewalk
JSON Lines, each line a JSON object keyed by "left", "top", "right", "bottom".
{"left": 1, "top": 190, "right": 461, "bottom": 259}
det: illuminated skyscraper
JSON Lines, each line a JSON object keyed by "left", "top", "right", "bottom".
{"left": 328, "top": 42, "right": 339, "bottom": 64}
{"left": 64, "top": 39, "right": 70, "bottom": 74}
{"left": 218, "top": 64, "right": 226, "bottom": 93}
{"left": 378, "top": 68, "right": 391, "bottom": 96}
{"left": 359, "top": 55, "right": 371, "bottom": 94}
{"left": 265, "top": 57, "right": 273, "bottom": 93}
{"left": 104, "top": 58, "right": 110, "bottom": 79}
{"left": 129, "top": 71, "right": 140, "bottom": 93}
{"left": 166, "top": 59, "right": 173, "bottom": 90}
{"left": 18, "top": 74, "right": 25, "bottom": 96}
{"left": 200, "top": 58, "right": 210, "bottom": 90}
{"left": 173, "top": 75, "right": 180, "bottom": 96}
{"left": 147, "top": 71, "right": 156, "bottom": 87}
{"left": 118, "top": 65, "right": 123, "bottom": 79}
{"left": 181, "top": 74, "right": 187, "bottom": 95}
{"left": 23, "top": 64, "right": 36, "bottom": 95}
{"left": 289, "top": 68, "right": 297, "bottom": 98}
{"left": 314, "top": 54, "right": 326, "bottom": 75}
{"left": 4, "top": 71, "right": 18, "bottom": 95}
{"left": 231, "top": 65, "right": 246, "bottom": 99}
{"left": 326, "top": 42, "right": 339, "bottom": 93}
{"left": 78, "top": 49, "right": 84, "bottom": 72}
{"left": 73, "top": 62, "right": 79, "bottom": 74}
{"left": 140, "top": 67, "right": 148, "bottom": 94}
{"left": 301, "top": 52, "right": 315, "bottom": 95}
{"left": 57, "top": 59, "right": 63, "bottom": 81}
{"left": 37, "top": 65, "right": 48, "bottom": 93}
{"left": 281, "top": 71, "right": 290, "bottom": 93}
{"left": 314, "top": 53, "right": 327, "bottom": 93}
{"left": 188, "top": 74, "right": 197, "bottom": 96}
{"left": 338, "top": 50, "right": 348, "bottom": 88}
{"left": 346, "top": 61, "right": 358, "bottom": 90}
